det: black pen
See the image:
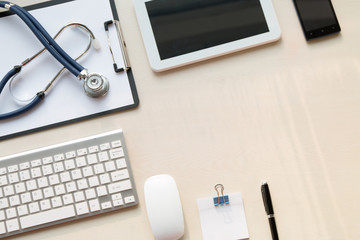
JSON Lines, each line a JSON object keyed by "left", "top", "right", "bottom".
{"left": 261, "top": 182, "right": 279, "bottom": 240}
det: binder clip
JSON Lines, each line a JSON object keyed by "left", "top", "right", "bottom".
{"left": 213, "top": 184, "right": 229, "bottom": 206}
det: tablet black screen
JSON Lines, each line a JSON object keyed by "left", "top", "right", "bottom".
{"left": 146, "top": 0, "right": 269, "bottom": 60}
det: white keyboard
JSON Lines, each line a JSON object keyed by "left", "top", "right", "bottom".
{"left": 0, "top": 129, "right": 138, "bottom": 238}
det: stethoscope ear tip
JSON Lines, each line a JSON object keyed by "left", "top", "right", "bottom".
{"left": 92, "top": 39, "right": 101, "bottom": 51}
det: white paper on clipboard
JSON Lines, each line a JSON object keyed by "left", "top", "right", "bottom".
{"left": 0, "top": 0, "right": 138, "bottom": 139}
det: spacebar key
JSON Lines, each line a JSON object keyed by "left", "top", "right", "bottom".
{"left": 20, "top": 205, "right": 76, "bottom": 229}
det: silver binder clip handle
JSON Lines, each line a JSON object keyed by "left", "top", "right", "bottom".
{"left": 104, "top": 20, "right": 131, "bottom": 72}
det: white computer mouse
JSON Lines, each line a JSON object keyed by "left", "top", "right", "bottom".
{"left": 144, "top": 174, "right": 184, "bottom": 240}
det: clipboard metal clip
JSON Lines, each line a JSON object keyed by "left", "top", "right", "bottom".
{"left": 213, "top": 184, "right": 229, "bottom": 206}
{"left": 104, "top": 20, "right": 130, "bottom": 73}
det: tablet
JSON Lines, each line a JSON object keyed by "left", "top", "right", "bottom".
{"left": 134, "top": 0, "right": 281, "bottom": 72}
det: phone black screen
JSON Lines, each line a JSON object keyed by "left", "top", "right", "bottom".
{"left": 293, "top": 0, "right": 340, "bottom": 40}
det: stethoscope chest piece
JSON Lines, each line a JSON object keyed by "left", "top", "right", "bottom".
{"left": 82, "top": 72, "right": 109, "bottom": 98}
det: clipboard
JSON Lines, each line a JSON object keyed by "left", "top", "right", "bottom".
{"left": 0, "top": 0, "right": 139, "bottom": 140}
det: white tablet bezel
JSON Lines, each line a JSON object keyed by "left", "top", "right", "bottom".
{"left": 134, "top": 0, "right": 281, "bottom": 72}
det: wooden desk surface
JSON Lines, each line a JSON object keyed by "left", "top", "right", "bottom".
{"left": 1, "top": 0, "right": 359, "bottom": 239}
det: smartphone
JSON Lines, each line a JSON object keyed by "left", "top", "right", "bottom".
{"left": 293, "top": 0, "right": 341, "bottom": 40}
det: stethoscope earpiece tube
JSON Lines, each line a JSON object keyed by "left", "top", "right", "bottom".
{"left": 0, "top": 92, "right": 44, "bottom": 120}
{"left": 8, "top": 4, "right": 82, "bottom": 76}
{"left": 0, "top": 66, "right": 45, "bottom": 120}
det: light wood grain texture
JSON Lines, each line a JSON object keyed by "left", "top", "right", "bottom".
{"left": 1, "top": 0, "right": 359, "bottom": 239}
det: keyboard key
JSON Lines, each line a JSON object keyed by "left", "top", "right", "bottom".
{"left": 60, "top": 172, "right": 71, "bottom": 183}
{"left": 94, "top": 163, "right": 105, "bottom": 174}
{"left": 71, "top": 169, "right": 82, "bottom": 180}
{"left": 40, "top": 199, "right": 51, "bottom": 211}
{"left": 88, "top": 176, "right": 100, "bottom": 187}
{"left": 29, "top": 202, "right": 40, "bottom": 213}
{"left": 88, "top": 145, "right": 99, "bottom": 153}
{"left": 111, "top": 193, "right": 122, "bottom": 201}
{"left": 15, "top": 182, "right": 26, "bottom": 194}
{"left": 31, "top": 167, "right": 42, "bottom": 178}
{"left": 43, "top": 187, "right": 55, "bottom": 198}
{"left": 8, "top": 165, "right": 19, "bottom": 173}
{"left": 19, "top": 162, "right": 30, "bottom": 170}
{"left": 99, "top": 143, "right": 110, "bottom": 151}
{"left": 111, "top": 140, "right": 122, "bottom": 148}
{"left": 42, "top": 165, "right": 53, "bottom": 176}
{"left": 20, "top": 193, "right": 31, "bottom": 204}
{"left": 26, "top": 180, "right": 37, "bottom": 191}
{"left": 77, "top": 148, "right": 88, "bottom": 156}
{"left": 108, "top": 180, "right": 132, "bottom": 194}
{"left": 98, "top": 152, "right": 109, "bottom": 162}
{"left": 124, "top": 196, "right": 136, "bottom": 204}
{"left": 74, "top": 191, "right": 85, "bottom": 202}
{"left": 17, "top": 205, "right": 28, "bottom": 216}
{"left": 54, "top": 154, "right": 65, "bottom": 162}
{"left": 55, "top": 184, "right": 66, "bottom": 195}
{"left": 0, "top": 175, "right": 8, "bottom": 186}
{"left": 38, "top": 177, "right": 49, "bottom": 188}
{"left": 76, "top": 157, "right": 87, "bottom": 167}
{"left": 6, "top": 207, "right": 17, "bottom": 219}
{"left": 109, "top": 148, "right": 124, "bottom": 159}
{"left": 116, "top": 158, "right": 127, "bottom": 169}
{"left": 31, "top": 159, "right": 42, "bottom": 167}
{"left": 77, "top": 179, "right": 88, "bottom": 190}
{"left": 8, "top": 172, "right": 20, "bottom": 184}
{"left": 66, "top": 182, "right": 77, "bottom": 193}
{"left": 89, "top": 199, "right": 100, "bottom": 212}
{"left": 63, "top": 194, "right": 74, "bottom": 205}
{"left": 96, "top": 186, "right": 107, "bottom": 196}
{"left": 49, "top": 174, "right": 60, "bottom": 185}
{"left": 105, "top": 161, "right": 116, "bottom": 172}
{"left": 87, "top": 154, "right": 98, "bottom": 165}
{"left": 19, "top": 170, "right": 31, "bottom": 181}
{"left": 113, "top": 199, "right": 124, "bottom": 207}
{"left": 0, "top": 168, "right": 7, "bottom": 175}
{"left": 82, "top": 166, "right": 94, "bottom": 177}
{"left": 20, "top": 205, "right": 75, "bottom": 229}
{"left": 51, "top": 197, "right": 63, "bottom": 208}
{"left": 101, "top": 201, "right": 112, "bottom": 210}
{"left": 0, "top": 222, "right": 5, "bottom": 234}
{"left": 4, "top": 185, "right": 15, "bottom": 196}
{"left": 42, "top": 156, "right": 53, "bottom": 164}
{"left": 111, "top": 169, "right": 129, "bottom": 182}
{"left": 32, "top": 189, "right": 43, "bottom": 201}
{"left": 85, "top": 189, "right": 96, "bottom": 199}
{"left": 53, "top": 162, "right": 65, "bottom": 173}
{"left": 75, "top": 202, "right": 89, "bottom": 215}
{"left": 6, "top": 218, "right": 20, "bottom": 232}
{"left": 64, "top": 159, "right": 75, "bottom": 170}
{"left": 0, "top": 198, "right": 9, "bottom": 209}
{"left": 65, "top": 151, "right": 76, "bottom": 159}
{"left": 9, "top": 195, "right": 20, "bottom": 207}
{"left": 100, "top": 173, "right": 111, "bottom": 184}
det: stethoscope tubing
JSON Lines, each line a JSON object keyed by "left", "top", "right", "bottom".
{"left": 6, "top": 3, "right": 84, "bottom": 76}
{"left": 0, "top": 1, "right": 86, "bottom": 120}
{"left": 0, "top": 67, "right": 44, "bottom": 120}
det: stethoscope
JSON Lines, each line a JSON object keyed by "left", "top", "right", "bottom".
{"left": 0, "top": 1, "right": 109, "bottom": 120}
